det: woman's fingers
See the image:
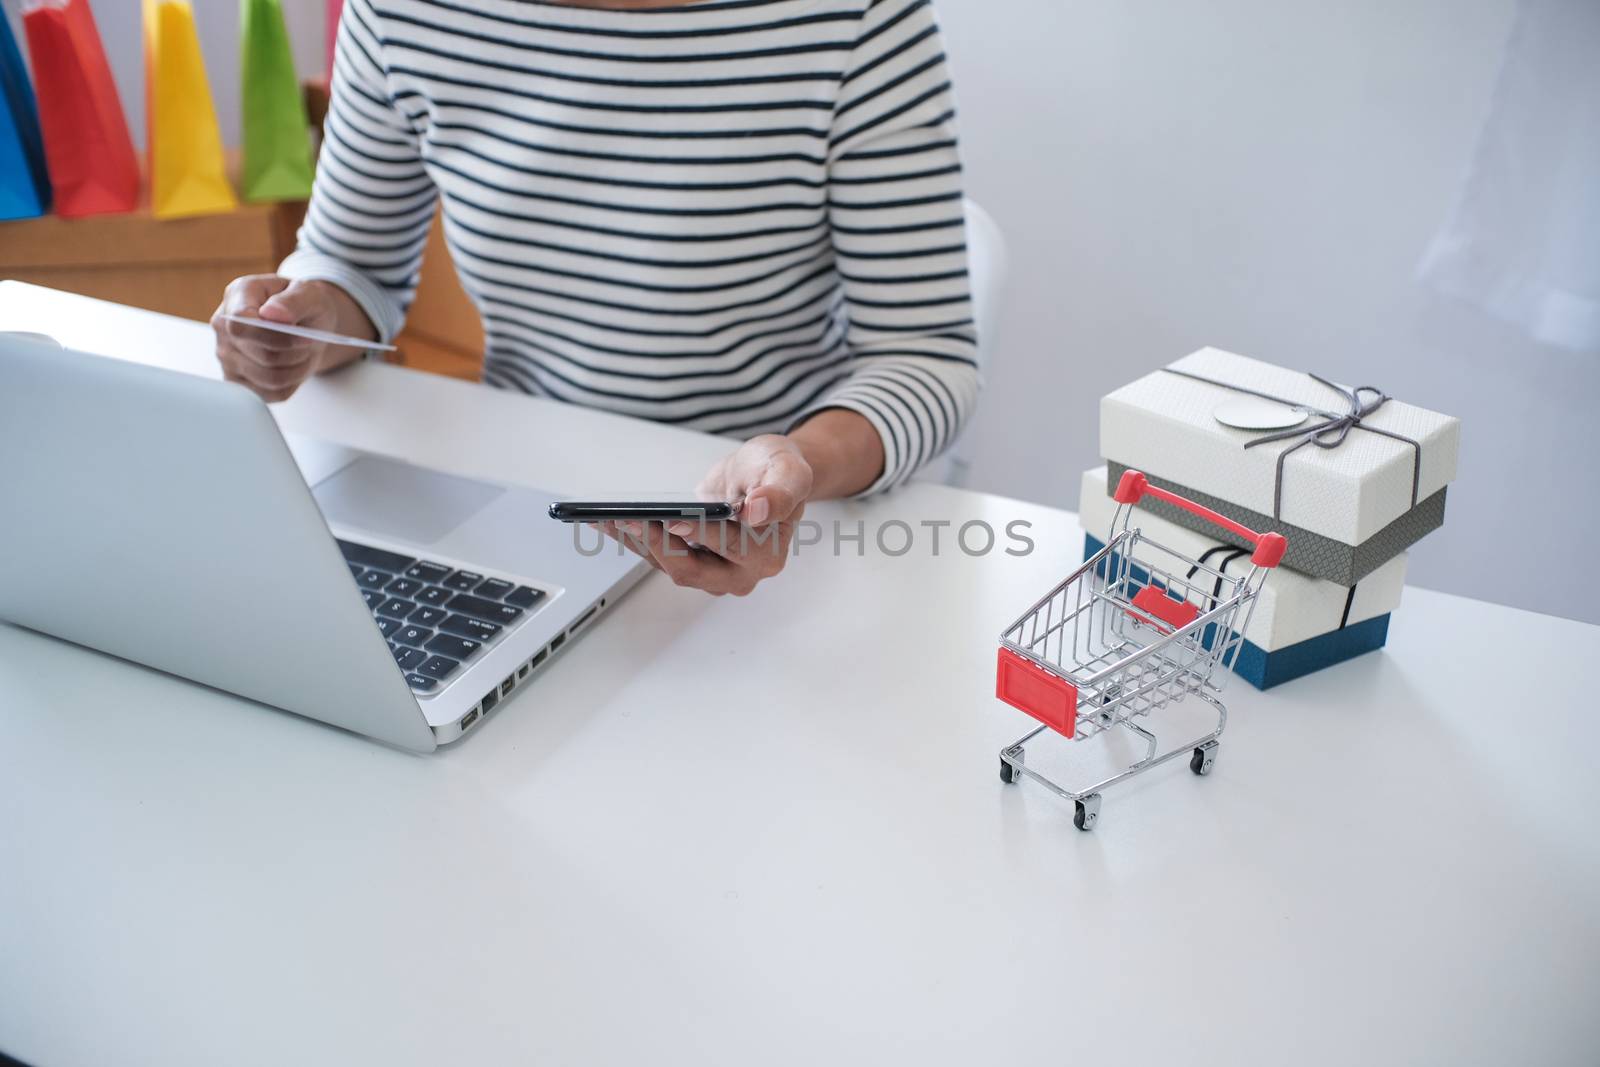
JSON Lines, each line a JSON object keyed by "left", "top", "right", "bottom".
{"left": 228, "top": 343, "right": 317, "bottom": 382}
{"left": 221, "top": 362, "right": 302, "bottom": 404}
{"left": 598, "top": 518, "right": 788, "bottom": 597}
{"left": 664, "top": 516, "right": 791, "bottom": 571}
{"left": 225, "top": 319, "right": 319, "bottom": 356}
{"left": 643, "top": 521, "right": 767, "bottom": 596}
{"left": 597, "top": 521, "right": 663, "bottom": 573}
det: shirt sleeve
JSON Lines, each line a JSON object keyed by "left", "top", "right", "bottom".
{"left": 791, "top": 0, "right": 983, "bottom": 495}
{"left": 277, "top": 0, "right": 437, "bottom": 344}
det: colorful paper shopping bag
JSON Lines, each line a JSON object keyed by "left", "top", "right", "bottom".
{"left": 145, "top": 0, "right": 238, "bottom": 218}
{"left": 1, "top": 10, "right": 50, "bottom": 220}
{"left": 326, "top": 0, "right": 344, "bottom": 79}
{"left": 20, "top": 0, "right": 139, "bottom": 218}
{"left": 241, "top": 0, "right": 315, "bottom": 202}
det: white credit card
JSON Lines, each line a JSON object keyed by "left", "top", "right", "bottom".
{"left": 220, "top": 313, "right": 397, "bottom": 352}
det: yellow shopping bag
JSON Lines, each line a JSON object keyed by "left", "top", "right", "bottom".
{"left": 145, "top": 0, "right": 236, "bottom": 218}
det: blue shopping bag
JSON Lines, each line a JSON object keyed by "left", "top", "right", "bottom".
{"left": 0, "top": 9, "right": 51, "bottom": 220}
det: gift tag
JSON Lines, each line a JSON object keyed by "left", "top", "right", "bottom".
{"left": 1214, "top": 398, "right": 1308, "bottom": 431}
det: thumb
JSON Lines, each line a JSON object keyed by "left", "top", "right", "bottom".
{"left": 259, "top": 281, "right": 327, "bottom": 325}
{"left": 225, "top": 274, "right": 290, "bottom": 316}
{"left": 742, "top": 454, "right": 810, "bottom": 527}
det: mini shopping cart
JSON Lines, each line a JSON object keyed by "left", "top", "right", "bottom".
{"left": 995, "top": 470, "right": 1287, "bottom": 830}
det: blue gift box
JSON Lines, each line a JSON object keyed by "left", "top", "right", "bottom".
{"left": 1084, "top": 534, "right": 1390, "bottom": 690}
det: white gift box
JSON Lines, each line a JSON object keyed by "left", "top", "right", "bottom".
{"left": 1100, "top": 348, "right": 1460, "bottom": 546}
{"left": 1077, "top": 466, "right": 1406, "bottom": 652}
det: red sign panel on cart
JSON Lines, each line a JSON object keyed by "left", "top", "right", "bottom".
{"left": 995, "top": 648, "right": 1079, "bottom": 737}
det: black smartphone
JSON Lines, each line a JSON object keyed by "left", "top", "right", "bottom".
{"left": 548, "top": 500, "right": 738, "bottom": 523}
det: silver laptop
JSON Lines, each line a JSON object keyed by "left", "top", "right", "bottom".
{"left": 0, "top": 335, "right": 648, "bottom": 752}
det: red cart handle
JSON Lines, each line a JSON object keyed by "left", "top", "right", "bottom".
{"left": 1113, "top": 470, "right": 1287, "bottom": 568}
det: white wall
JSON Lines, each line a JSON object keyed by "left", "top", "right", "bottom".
{"left": 6, "top": 0, "right": 1596, "bottom": 622}
{"left": 935, "top": 0, "right": 1600, "bottom": 624}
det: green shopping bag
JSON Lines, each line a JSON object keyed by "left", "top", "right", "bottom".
{"left": 240, "top": 0, "right": 314, "bottom": 202}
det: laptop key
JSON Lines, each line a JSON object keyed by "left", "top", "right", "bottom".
{"left": 504, "top": 586, "right": 545, "bottom": 610}
{"left": 385, "top": 577, "right": 424, "bottom": 598}
{"left": 377, "top": 597, "right": 418, "bottom": 620}
{"left": 362, "top": 590, "right": 385, "bottom": 609}
{"left": 442, "top": 570, "right": 484, "bottom": 591}
{"left": 417, "top": 655, "right": 461, "bottom": 681}
{"left": 405, "top": 672, "right": 440, "bottom": 692}
{"left": 474, "top": 577, "right": 515, "bottom": 600}
{"left": 409, "top": 605, "right": 449, "bottom": 627}
{"left": 337, "top": 540, "right": 416, "bottom": 573}
{"left": 439, "top": 614, "right": 501, "bottom": 642}
{"left": 376, "top": 617, "right": 401, "bottom": 638}
{"left": 393, "top": 646, "right": 426, "bottom": 670}
{"left": 425, "top": 634, "right": 481, "bottom": 660}
{"left": 349, "top": 563, "right": 365, "bottom": 579}
{"left": 356, "top": 569, "right": 391, "bottom": 590}
{"left": 405, "top": 560, "right": 453, "bottom": 583}
{"left": 396, "top": 624, "right": 434, "bottom": 647}
{"left": 415, "top": 586, "right": 453, "bottom": 607}
{"left": 446, "top": 593, "right": 523, "bottom": 625}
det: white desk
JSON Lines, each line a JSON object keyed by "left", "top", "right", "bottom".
{"left": 2, "top": 283, "right": 1598, "bottom": 1067}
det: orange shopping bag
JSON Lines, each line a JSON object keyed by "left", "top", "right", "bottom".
{"left": 20, "top": 0, "right": 139, "bottom": 217}
{"left": 145, "top": 0, "right": 237, "bottom": 218}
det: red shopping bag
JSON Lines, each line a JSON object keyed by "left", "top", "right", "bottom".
{"left": 21, "top": 0, "right": 139, "bottom": 217}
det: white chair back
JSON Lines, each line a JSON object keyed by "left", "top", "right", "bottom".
{"left": 940, "top": 197, "right": 1008, "bottom": 487}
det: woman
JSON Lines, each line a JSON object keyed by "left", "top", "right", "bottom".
{"left": 213, "top": 0, "right": 979, "bottom": 595}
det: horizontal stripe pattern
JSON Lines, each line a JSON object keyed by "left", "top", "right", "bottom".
{"left": 280, "top": 0, "right": 980, "bottom": 494}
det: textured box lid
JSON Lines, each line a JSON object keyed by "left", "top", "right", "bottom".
{"left": 1100, "top": 348, "right": 1460, "bottom": 544}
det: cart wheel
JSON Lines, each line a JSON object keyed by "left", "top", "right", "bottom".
{"left": 999, "top": 748, "right": 1023, "bottom": 784}
{"left": 1191, "top": 740, "right": 1219, "bottom": 776}
{"left": 1073, "top": 794, "right": 1102, "bottom": 831}
{"left": 999, "top": 758, "right": 1017, "bottom": 784}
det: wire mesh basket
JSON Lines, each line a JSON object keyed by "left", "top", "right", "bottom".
{"left": 995, "top": 470, "right": 1287, "bottom": 830}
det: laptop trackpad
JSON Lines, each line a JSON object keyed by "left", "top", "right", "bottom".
{"left": 312, "top": 455, "right": 505, "bottom": 546}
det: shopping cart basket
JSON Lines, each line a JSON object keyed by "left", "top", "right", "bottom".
{"left": 995, "top": 470, "right": 1287, "bottom": 829}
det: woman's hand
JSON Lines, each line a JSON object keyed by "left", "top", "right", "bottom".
{"left": 602, "top": 434, "right": 814, "bottom": 597}
{"left": 599, "top": 410, "right": 886, "bottom": 596}
{"left": 210, "top": 276, "right": 373, "bottom": 403}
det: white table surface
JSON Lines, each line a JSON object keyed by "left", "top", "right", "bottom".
{"left": 2, "top": 283, "right": 1598, "bottom": 1067}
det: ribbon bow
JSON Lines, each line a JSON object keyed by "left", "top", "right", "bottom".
{"left": 1162, "top": 368, "right": 1423, "bottom": 521}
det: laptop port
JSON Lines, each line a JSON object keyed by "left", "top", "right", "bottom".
{"left": 480, "top": 689, "right": 498, "bottom": 713}
{"left": 460, "top": 707, "right": 481, "bottom": 730}
{"left": 528, "top": 648, "right": 547, "bottom": 671}
{"left": 549, "top": 632, "right": 567, "bottom": 653}
{"left": 569, "top": 605, "right": 599, "bottom": 634}
{"left": 500, "top": 675, "right": 515, "bottom": 697}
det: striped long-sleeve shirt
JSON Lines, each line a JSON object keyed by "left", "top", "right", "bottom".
{"left": 281, "top": 0, "right": 981, "bottom": 494}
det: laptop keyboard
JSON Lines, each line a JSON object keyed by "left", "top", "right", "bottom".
{"left": 337, "top": 539, "right": 546, "bottom": 695}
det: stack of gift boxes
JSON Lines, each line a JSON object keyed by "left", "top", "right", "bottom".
{"left": 1079, "top": 347, "right": 1461, "bottom": 689}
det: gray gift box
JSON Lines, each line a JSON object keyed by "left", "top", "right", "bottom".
{"left": 1105, "top": 460, "right": 1447, "bottom": 586}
